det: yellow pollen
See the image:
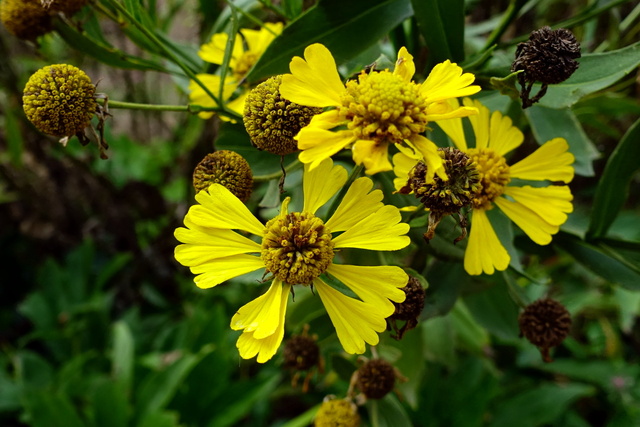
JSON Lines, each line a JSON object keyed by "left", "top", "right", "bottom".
{"left": 467, "top": 148, "right": 511, "bottom": 210}
{"left": 261, "top": 211, "right": 334, "bottom": 285}
{"left": 340, "top": 70, "right": 428, "bottom": 144}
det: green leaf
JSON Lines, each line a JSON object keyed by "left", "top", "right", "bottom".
{"left": 525, "top": 105, "right": 599, "bottom": 176}
{"left": 537, "top": 41, "right": 640, "bottom": 109}
{"left": 587, "top": 118, "right": 640, "bottom": 239}
{"left": 112, "top": 321, "right": 135, "bottom": 392}
{"left": 555, "top": 232, "right": 640, "bottom": 290}
{"left": 137, "top": 411, "right": 181, "bottom": 427}
{"left": 23, "top": 391, "right": 85, "bottom": 427}
{"left": 367, "top": 393, "right": 414, "bottom": 427}
{"left": 463, "top": 277, "right": 520, "bottom": 342}
{"left": 422, "top": 260, "right": 469, "bottom": 319}
{"left": 246, "top": 0, "right": 413, "bottom": 82}
{"left": 412, "top": 0, "right": 465, "bottom": 66}
{"left": 489, "top": 383, "right": 594, "bottom": 427}
{"left": 92, "top": 380, "right": 131, "bottom": 427}
{"left": 489, "top": 71, "right": 522, "bottom": 101}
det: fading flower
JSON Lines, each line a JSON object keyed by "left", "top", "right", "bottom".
{"left": 189, "top": 22, "right": 283, "bottom": 119}
{"left": 279, "top": 43, "right": 480, "bottom": 178}
{"left": 175, "top": 159, "right": 410, "bottom": 362}
{"left": 394, "top": 98, "right": 574, "bottom": 275}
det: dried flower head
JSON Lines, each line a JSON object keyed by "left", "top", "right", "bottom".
{"left": 314, "top": 397, "right": 360, "bottom": 427}
{"left": 192, "top": 150, "right": 253, "bottom": 202}
{"left": 387, "top": 275, "right": 425, "bottom": 339}
{"left": 243, "top": 75, "right": 322, "bottom": 156}
{"left": 512, "top": 26, "right": 581, "bottom": 108}
{"left": 0, "top": 0, "right": 53, "bottom": 41}
{"left": 519, "top": 298, "right": 572, "bottom": 362}
{"left": 353, "top": 359, "right": 396, "bottom": 400}
{"left": 283, "top": 326, "right": 324, "bottom": 392}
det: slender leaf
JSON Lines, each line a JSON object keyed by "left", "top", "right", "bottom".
{"left": 367, "top": 393, "right": 414, "bottom": 427}
{"left": 587, "top": 118, "right": 640, "bottom": 239}
{"left": 23, "top": 391, "right": 85, "bottom": 427}
{"left": 412, "top": 0, "right": 465, "bottom": 66}
{"left": 112, "top": 321, "right": 135, "bottom": 391}
{"left": 246, "top": 0, "right": 413, "bottom": 82}
{"left": 93, "top": 380, "right": 131, "bottom": 427}
{"left": 463, "top": 278, "right": 520, "bottom": 342}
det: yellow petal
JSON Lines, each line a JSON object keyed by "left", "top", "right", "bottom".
{"left": 241, "top": 22, "right": 282, "bottom": 57}
{"left": 392, "top": 150, "right": 419, "bottom": 192}
{"left": 303, "top": 158, "right": 348, "bottom": 214}
{"left": 280, "top": 43, "right": 346, "bottom": 108}
{"left": 488, "top": 110, "right": 524, "bottom": 156}
{"left": 332, "top": 205, "right": 410, "bottom": 251}
{"left": 235, "top": 281, "right": 291, "bottom": 363}
{"left": 326, "top": 177, "right": 383, "bottom": 232}
{"left": 198, "top": 32, "right": 243, "bottom": 67}
{"left": 314, "top": 278, "right": 386, "bottom": 354}
{"left": 327, "top": 264, "right": 407, "bottom": 317}
{"left": 464, "top": 209, "right": 510, "bottom": 275}
{"left": 433, "top": 99, "right": 467, "bottom": 150}
{"left": 174, "top": 227, "right": 260, "bottom": 266}
{"left": 188, "top": 74, "right": 238, "bottom": 119}
{"left": 463, "top": 98, "right": 490, "bottom": 149}
{"left": 187, "top": 184, "right": 265, "bottom": 235}
{"left": 394, "top": 47, "right": 415, "bottom": 81}
{"left": 420, "top": 60, "right": 481, "bottom": 104}
{"left": 296, "top": 128, "right": 355, "bottom": 170}
{"left": 231, "top": 279, "right": 290, "bottom": 339}
{"left": 407, "top": 134, "right": 447, "bottom": 182}
{"left": 188, "top": 254, "right": 265, "bottom": 289}
{"left": 351, "top": 140, "right": 393, "bottom": 175}
{"left": 494, "top": 197, "right": 558, "bottom": 245}
{"left": 509, "top": 138, "right": 575, "bottom": 183}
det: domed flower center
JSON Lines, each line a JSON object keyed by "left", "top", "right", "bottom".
{"left": 233, "top": 52, "right": 258, "bottom": 80}
{"left": 340, "top": 71, "right": 429, "bottom": 144}
{"left": 261, "top": 211, "right": 334, "bottom": 285}
{"left": 467, "top": 148, "right": 511, "bottom": 210}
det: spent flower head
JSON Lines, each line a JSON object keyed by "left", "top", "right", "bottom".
{"left": 192, "top": 150, "right": 253, "bottom": 201}
{"left": 0, "top": 0, "right": 52, "bottom": 40}
{"left": 519, "top": 298, "right": 572, "bottom": 363}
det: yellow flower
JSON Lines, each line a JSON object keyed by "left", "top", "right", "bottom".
{"left": 189, "top": 22, "right": 283, "bottom": 119}
{"left": 394, "top": 98, "right": 575, "bottom": 275}
{"left": 279, "top": 43, "right": 481, "bottom": 179}
{"left": 174, "top": 159, "right": 410, "bottom": 362}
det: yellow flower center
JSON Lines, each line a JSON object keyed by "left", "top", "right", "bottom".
{"left": 340, "top": 71, "right": 429, "bottom": 144}
{"left": 233, "top": 52, "right": 258, "bottom": 80}
{"left": 467, "top": 148, "right": 511, "bottom": 210}
{"left": 261, "top": 211, "right": 334, "bottom": 285}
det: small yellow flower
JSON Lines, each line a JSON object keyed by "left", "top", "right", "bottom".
{"left": 279, "top": 43, "right": 481, "bottom": 179}
{"left": 394, "top": 98, "right": 575, "bottom": 275}
{"left": 189, "top": 22, "right": 283, "bottom": 119}
{"left": 175, "top": 159, "right": 410, "bottom": 362}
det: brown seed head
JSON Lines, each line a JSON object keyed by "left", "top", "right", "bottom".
{"left": 519, "top": 298, "right": 572, "bottom": 362}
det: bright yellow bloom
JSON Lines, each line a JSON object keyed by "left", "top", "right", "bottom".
{"left": 189, "top": 22, "right": 283, "bottom": 119}
{"left": 175, "top": 159, "right": 410, "bottom": 362}
{"left": 279, "top": 43, "right": 481, "bottom": 179}
{"left": 393, "top": 98, "right": 575, "bottom": 275}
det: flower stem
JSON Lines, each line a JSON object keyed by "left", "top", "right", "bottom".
{"left": 482, "top": 0, "right": 527, "bottom": 51}
{"left": 253, "top": 159, "right": 303, "bottom": 182}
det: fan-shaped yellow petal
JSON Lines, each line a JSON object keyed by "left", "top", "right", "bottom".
{"left": 198, "top": 32, "right": 242, "bottom": 67}
{"left": 434, "top": 99, "right": 467, "bottom": 150}
{"left": 303, "top": 158, "right": 347, "bottom": 214}
{"left": 241, "top": 22, "right": 282, "bottom": 57}
{"left": 280, "top": 43, "right": 345, "bottom": 108}
{"left": 314, "top": 279, "right": 386, "bottom": 354}
{"left": 463, "top": 98, "right": 489, "bottom": 149}
{"left": 332, "top": 205, "right": 410, "bottom": 251}
{"left": 297, "top": 128, "right": 355, "bottom": 171}
{"left": 509, "top": 138, "right": 575, "bottom": 182}
{"left": 327, "top": 264, "right": 407, "bottom": 317}
{"left": 494, "top": 195, "right": 562, "bottom": 245}
{"left": 392, "top": 150, "right": 420, "bottom": 192}
{"left": 488, "top": 110, "right": 524, "bottom": 156}
{"left": 188, "top": 254, "right": 264, "bottom": 288}
{"left": 393, "top": 47, "right": 415, "bottom": 81}
{"left": 174, "top": 227, "right": 260, "bottom": 266}
{"left": 420, "top": 60, "right": 481, "bottom": 104}
{"left": 231, "top": 280, "right": 290, "bottom": 339}
{"left": 464, "top": 210, "right": 510, "bottom": 275}
{"left": 187, "top": 184, "right": 264, "bottom": 235}
{"left": 407, "top": 134, "right": 447, "bottom": 182}
{"left": 326, "top": 177, "right": 383, "bottom": 232}
{"left": 352, "top": 139, "right": 393, "bottom": 175}
{"left": 188, "top": 74, "right": 238, "bottom": 119}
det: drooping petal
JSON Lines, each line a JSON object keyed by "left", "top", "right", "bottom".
{"left": 314, "top": 278, "right": 386, "bottom": 354}
{"left": 241, "top": 22, "right": 282, "bottom": 57}
{"left": 280, "top": 43, "right": 346, "bottom": 108}
{"left": 426, "top": 101, "right": 478, "bottom": 123}
{"left": 391, "top": 149, "right": 420, "bottom": 192}
{"left": 235, "top": 281, "right": 291, "bottom": 363}
{"left": 488, "top": 110, "right": 524, "bottom": 156}
{"left": 496, "top": 186, "right": 573, "bottom": 245}
{"left": 303, "top": 158, "right": 348, "bottom": 214}
{"left": 332, "top": 205, "right": 410, "bottom": 251}
{"left": 188, "top": 254, "right": 265, "bottom": 288}
{"left": 463, "top": 98, "right": 490, "bottom": 149}
{"left": 174, "top": 227, "right": 260, "bottom": 265}
{"left": 394, "top": 47, "right": 415, "bottom": 81}
{"left": 327, "top": 264, "right": 407, "bottom": 317}
{"left": 306, "top": 109, "right": 344, "bottom": 130}
{"left": 351, "top": 140, "right": 393, "bottom": 175}
{"left": 464, "top": 209, "right": 510, "bottom": 275}
{"left": 420, "top": 60, "right": 481, "bottom": 104}
{"left": 198, "top": 32, "right": 243, "bottom": 67}
{"left": 434, "top": 99, "right": 467, "bottom": 150}
{"left": 509, "top": 138, "right": 575, "bottom": 183}
{"left": 187, "top": 184, "right": 265, "bottom": 235}
{"left": 231, "top": 279, "right": 290, "bottom": 339}
{"left": 296, "top": 128, "right": 355, "bottom": 170}
{"left": 326, "top": 177, "right": 383, "bottom": 232}
{"left": 407, "top": 134, "right": 447, "bottom": 182}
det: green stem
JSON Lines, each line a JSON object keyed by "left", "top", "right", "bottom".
{"left": 325, "top": 164, "right": 364, "bottom": 219}
{"left": 253, "top": 159, "right": 303, "bottom": 182}
{"left": 97, "top": 99, "right": 237, "bottom": 116}
{"left": 482, "top": 0, "right": 527, "bottom": 51}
